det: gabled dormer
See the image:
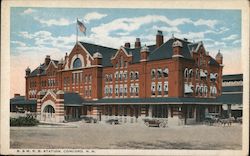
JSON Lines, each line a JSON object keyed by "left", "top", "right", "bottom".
{"left": 111, "top": 46, "right": 132, "bottom": 68}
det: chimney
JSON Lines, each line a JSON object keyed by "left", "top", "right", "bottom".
{"left": 156, "top": 30, "right": 164, "bottom": 48}
{"left": 135, "top": 38, "right": 141, "bottom": 48}
{"left": 45, "top": 55, "right": 51, "bottom": 66}
{"left": 124, "top": 42, "right": 131, "bottom": 48}
{"left": 14, "top": 93, "right": 20, "bottom": 97}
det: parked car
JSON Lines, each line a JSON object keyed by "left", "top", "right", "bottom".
{"left": 143, "top": 118, "right": 167, "bottom": 128}
{"left": 106, "top": 119, "right": 119, "bottom": 125}
{"left": 82, "top": 116, "right": 97, "bottom": 123}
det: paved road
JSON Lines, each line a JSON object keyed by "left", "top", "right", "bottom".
{"left": 10, "top": 122, "right": 242, "bottom": 149}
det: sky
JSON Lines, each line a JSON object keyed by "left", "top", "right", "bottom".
{"left": 10, "top": 7, "right": 242, "bottom": 96}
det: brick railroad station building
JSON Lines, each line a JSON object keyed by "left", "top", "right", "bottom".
{"left": 21, "top": 30, "right": 224, "bottom": 125}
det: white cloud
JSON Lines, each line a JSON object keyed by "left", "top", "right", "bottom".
{"left": 193, "top": 19, "right": 218, "bottom": 28}
{"left": 222, "top": 34, "right": 238, "bottom": 41}
{"left": 34, "top": 17, "right": 73, "bottom": 26}
{"left": 152, "top": 25, "right": 180, "bottom": 33}
{"left": 232, "top": 39, "right": 241, "bottom": 45}
{"left": 84, "top": 12, "right": 107, "bottom": 23}
{"left": 11, "top": 41, "right": 26, "bottom": 47}
{"left": 22, "top": 8, "right": 36, "bottom": 15}
{"left": 18, "top": 30, "right": 76, "bottom": 50}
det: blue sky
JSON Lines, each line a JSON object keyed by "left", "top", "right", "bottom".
{"left": 10, "top": 7, "right": 242, "bottom": 95}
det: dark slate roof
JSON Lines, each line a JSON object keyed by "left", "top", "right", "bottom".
{"left": 209, "top": 57, "right": 220, "bottom": 66}
{"left": 64, "top": 92, "right": 85, "bottom": 105}
{"left": 30, "top": 63, "right": 46, "bottom": 76}
{"left": 10, "top": 96, "right": 37, "bottom": 105}
{"left": 29, "top": 60, "right": 59, "bottom": 77}
{"left": 82, "top": 97, "right": 222, "bottom": 105}
{"left": 217, "top": 93, "right": 242, "bottom": 104}
{"left": 79, "top": 42, "right": 117, "bottom": 67}
{"left": 148, "top": 38, "right": 193, "bottom": 61}
{"left": 223, "top": 74, "right": 243, "bottom": 82}
{"left": 222, "top": 86, "right": 243, "bottom": 92}
{"left": 187, "top": 42, "right": 199, "bottom": 52}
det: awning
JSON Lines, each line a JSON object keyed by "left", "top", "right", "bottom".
{"left": 184, "top": 84, "right": 193, "bottom": 93}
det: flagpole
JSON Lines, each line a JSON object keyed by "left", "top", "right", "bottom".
{"left": 76, "top": 18, "right": 78, "bottom": 43}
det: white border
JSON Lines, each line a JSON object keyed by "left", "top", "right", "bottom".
{"left": 1, "top": 0, "right": 249, "bottom": 155}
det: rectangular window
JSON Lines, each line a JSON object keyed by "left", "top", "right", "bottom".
{"left": 89, "top": 87, "right": 92, "bottom": 97}
{"left": 151, "top": 83, "right": 155, "bottom": 95}
{"left": 124, "top": 86, "right": 127, "bottom": 96}
{"left": 119, "top": 86, "right": 123, "bottom": 96}
{"left": 79, "top": 73, "right": 82, "bottom": 83}
{"left": 157, "top": 82, "right": 162, "bottom": 95}
{"left": 164, "top": 82, "right": 168, "bottom": 95}
{"left": 110, "top": 85, "right": 113, "bottom": 96}
{"left": 135, "top": 84, "right": 139, "bottom": 96}
{"left": 130, "top": 85, "right": 134, "bottom": 96}
{"left": 115, "top": 85, "right": 119, "bottom": 96}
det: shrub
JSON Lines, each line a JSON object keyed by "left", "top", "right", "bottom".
{"left": 10, "top": 116, "right": 39, "bottom": 127}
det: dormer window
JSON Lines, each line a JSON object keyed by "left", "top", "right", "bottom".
{"left": 135, "top": 72, "right": 139, "bottom": 80}
{"left": 163, "top": 68, "right": 169, "bottom": 78}
{"left": 157, "top": 69, "right": 162, "bottom": 78}
{"left": 73, "top": 58, "right": 82, "bottom": 69}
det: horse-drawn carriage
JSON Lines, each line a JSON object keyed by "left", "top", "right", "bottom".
{"left": 203, "top": 114, "right": 237, "bottom": 126}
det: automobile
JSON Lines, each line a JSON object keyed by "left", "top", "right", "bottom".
{"left": 143, "top": 118, "right": 167, "bottom": 128}
{"left": 82, "top": 116, "right": 97, "bottom": 123}
{"left": 106, "top": 119, "right": 119, "bottom": 125}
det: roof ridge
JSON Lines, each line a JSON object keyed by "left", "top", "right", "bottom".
{"left": 79, "top": 41, "right": 118, "bottom": 50}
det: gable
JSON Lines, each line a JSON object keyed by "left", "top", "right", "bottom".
{"left": 66, "top": 43, "right": 93, "bottom": 69}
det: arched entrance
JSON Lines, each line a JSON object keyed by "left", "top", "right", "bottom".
{"left": 42, "top": 104, "right": 56, "bottom": 122}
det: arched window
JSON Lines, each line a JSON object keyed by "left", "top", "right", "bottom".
{"left": 184, "top": 68, "right": 188, "bottom": 78}
{"left": 130, "top": 71, "right": 134, "bottom": 80}
{"left": 151, "top": 69, "right": 156, "bottom": 79}
{"left": 189, "top": 69, "right": 193, "bottom": 78}
{"left": 73, "top": 58, "right": 82, "bottom": 69}
{"left": 157, "top": 69, "right": 162, "bottom": 78}
{"left": 135, "top": 71, "right": 139, "bottom": 79}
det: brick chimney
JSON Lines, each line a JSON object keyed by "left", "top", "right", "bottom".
{"left": 14, "top": 93, "right": 20, "bottom": 97}
{"left": 135, "top": 38, "right": 141, "bottom": 48}
{"left": 156, "top": 30, "right": 164, "bottom": 48}
{"left": 45, "top": 55, "right": 51, "bottom": 66}
{"left": 124, "top": 42, "right": 131, "bottom": 48}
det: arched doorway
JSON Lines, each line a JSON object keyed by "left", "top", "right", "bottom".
{"left": 42, "top": 105, "right": 56, "bottom": 122}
